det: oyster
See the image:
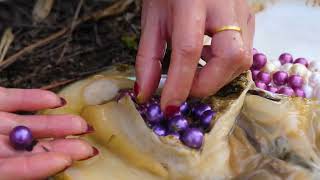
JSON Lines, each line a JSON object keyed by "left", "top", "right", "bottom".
{"left": 42, "top": 65, "right": 252, "bottom": 180}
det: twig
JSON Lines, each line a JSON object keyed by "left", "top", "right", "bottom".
{"left": 0, "top": 28, "right": 14, "bottom": 63}
{"left": 56, "top": 0, "right": 83, "bottom": 63}
{"left": 0, "top": 0, "right": 134, "bottom": 71}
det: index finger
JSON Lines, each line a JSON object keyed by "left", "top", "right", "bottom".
{"left": 160, "top": 0, "right": 205, "bottom": 114}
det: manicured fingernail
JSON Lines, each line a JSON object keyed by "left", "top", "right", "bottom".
{"left": 80, "top": 147, "right": 99, "bottom": 161}
{"left": 134, "top": 82, "right": 140, "bottom": 97}
{"left": 165, "top": 105, "right": 180, "bottom": 118}
{"left": 75, "top": 124, "right": 94, "bottom": 136}
{"left": 51, "top": 97, "right": 67, "bottom": 109}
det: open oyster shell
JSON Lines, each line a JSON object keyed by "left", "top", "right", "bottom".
{"left": 43, "top": 65, "right": 253, "bottom": 180}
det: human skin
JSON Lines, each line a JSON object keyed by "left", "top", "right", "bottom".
{"left": 134, "top": 0, "right": 255, "bottom": 115}
{"left": 0, "top": 87, "right": 98, "bottom": 180}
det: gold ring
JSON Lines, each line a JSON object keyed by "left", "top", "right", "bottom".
{"left": 213, "top": 25, "right": 242, "bottom": 34}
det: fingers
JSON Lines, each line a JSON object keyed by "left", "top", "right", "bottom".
{"left": 0, "top": 112, "right": 90, "bottom": 138}
{"left": 135, "top": 0, "right": 167, "bottom": 103}
{"left": 0, "top": 136, "right": 97, "bottom": 161}
{"left": 160, "top": 0, "right": 205, "bottom": 111}
{"left": 0, "top": 87, "right": 64, "bottom": 112}
{"left": 191, "top": 0, "right": 252, "bottom": 97}
{"left": 0, "top": 152, "right": 72, "bottom": 180}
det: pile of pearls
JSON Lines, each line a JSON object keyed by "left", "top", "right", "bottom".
{"left": 117, "top": 89, "right": 217, "bottom": 150}
{"left": 251, "top": 48, "right": 320, "bottom": 98}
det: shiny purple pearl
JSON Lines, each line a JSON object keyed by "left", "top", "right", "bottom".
{"left": 200, "top": 110, "right": 216, "bottom": 129}
{"left": 294, "top": 88, "right": 306, "bottom": 98}
{"left": 255, "top": 81, "right": 267, "bottom": 90}
{"left": 279, "top": 53, "right": 293, "bottom": 65}
{"left": 277, "top": 87, "right": 295, "bottom": 96}
{"left": 294, "top": 58, "right": 309, "bottom": 67}
{"left": 168, "top": 115, "right": 189, "bottom": 132}
{"left": 153, "top": 124, "right": 167, "bottom": 136}
{"left": 251, "top": 69, "right": 260, "bottom": 81}
{"left": 273, "top": 71, "right": 288, "bottom": 86}
{"left": 192, "top": 103, "right": 212, "bottom": 119}
{"left": 257, "top": 72, "right": 271, "bottom": 84}
{"left": 252, "top": 53, "right": 267, "bottom": 70}
{"left": 252, "top": 48, "right": 258, "bottom": 55}
{"left": 9, "top": 126, "right": 33, "bottom": 150}
{"left": 266, "top": 85, "right": 278, "bottom": 93}
{"left": 288, "top": 75, "right": 304, "bottom": 89}
{"left": 179, "top": 102, "right": 189, "bottom": 115}
{"left": 145, "top": 103, "right": 164, "bottom": 125}
{"left": 181, "top": 128, "right": 204, "bottom": 149}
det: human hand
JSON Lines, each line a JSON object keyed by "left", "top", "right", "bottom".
{"left": 0, "top": 87, "right": 97, "bottom": 180}
{"left": 135, "top": 0, "right": 254, "bottom": 115}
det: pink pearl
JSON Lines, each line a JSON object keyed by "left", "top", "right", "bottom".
{"left": 294, "top": 88, "right": 306, "bottom": 98}
{"left": 273, "top": 71, "right": 288, "bottom": 86}
{"left": 255, "top": 81, "right": 267, "bottom": 90}
{"left": 252, "top": 48, "right": 258, "bottom": 55}
{"left": 294, "top": 58, "right": 309, "bottom": 67}
{"left": 257, "top": 72, "right": 271, "bottom": 84}
{"left": 288, "top": 75, "right": 304, "bottom": 89}
{"left": 250, "top": 69, "right": 260, "bottom": 81}
{"left": 279, "top": 53, "right": 293, "bottom": 65}
{"left": 277, "top": 87, "right": 295, "bottom": 96}
{"left": 252, "top": 53, "right": 267, "bottom": 70}
{"left": 266, "top": 85, "right": 278, "bottom": 93}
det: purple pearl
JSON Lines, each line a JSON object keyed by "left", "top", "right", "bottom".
{"left": 255, "top": 81, "right": 267, "bottom": 90}
{"left": 252, "top": 53, "right": 267, "bottom": 70}
{"left": 266, "top": 85, "right": 278, "bottom": 93}
{"left": 192, "top": 103, "right": 212, "bottom": 119}
{"left": 279, "top": 53, "right": 293, "bottom": 65}
{"left": 257, "top": 72, "right": 271, "bottom": 84}
{"left": 150, "top": 95, "right": 160, "bottom": 104}
{"left": 273, "top": 71, "right": 288, "bottom": 86}
{"left": 168, "top": 115, "right": 189, "bottom": 132}
{"left": 153, "top": 124, "right": 167, "bottom": 136}
{"left": 181, "top": 128, "right": 204, "bottom": 149}
{"left": 145, "top": 103, "right": 164, "bottom": 125}
{"left": 251, "top": 69, "right": 260, "bottom": 81}
{"left": 294, "top": 88, "right": 306, "bottom": 98}
{"left": 199, "top": 110, "right": 216, "bottom": 129}
{"left": 277, "top": 87, "right": 295, "bottom": 96}
{"left": 9, "top": 126, "right": 33, "bottom": 150}
{"left": 179, "top": 102, "right": 189, "bottom": 115}
{"left": 117, "top": 89, "right": 136, "bottom": 102}
{"left": 252, "top": 48, "right": 258, "bottom": 55}
{"left": 288, "top": 75, "right": 304, "bottom": 89}
{"left": 294, "top": 58, "right": 309, "bottom": 67}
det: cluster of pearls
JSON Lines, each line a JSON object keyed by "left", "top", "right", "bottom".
{"left": 251, "top": 49, "right": 320, "bottom": 98}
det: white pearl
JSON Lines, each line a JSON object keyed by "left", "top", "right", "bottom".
{"left": 272, "top": 60, "right": 281, "bottom": 69}
{"left": 309, "top": 61, "right": 320, "bottom": 72}
{"left": 280, "top": 63, "right": 293, "bottom": 72}
{"left": 303, "top": 84, "right": 313, "bottom": 98}
{"left": 289, "top": 63, "right": 309, "bottom": 77}
{"left": 312, "top": 84, "right": 320, "bottom": 99}
{"left": 262, "top": 62, "right": 277, "bottom": 73}
{"left": 309, "top": 72, "right": 320, "bottom": 87}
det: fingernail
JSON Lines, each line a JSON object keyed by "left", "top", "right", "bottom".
{"left": 165, "top": 105, "right": 180, "bottom": 118}
{"left": 134, "top": 81, "right": 140, "bottom": 97}
{"left": 75, "top": 124, "right": 95, "bottom": 136}
{"left": 51, "top": 97, "right": 67, "bottom": 109}
{"left": 80, "top": 146, "right": 99, "bottom": 161}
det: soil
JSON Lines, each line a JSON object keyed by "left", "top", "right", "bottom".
{"left": 0, "top": 0, "right": 168, "bottom": 91}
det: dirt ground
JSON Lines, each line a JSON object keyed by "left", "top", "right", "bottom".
{"left": 0, "top": 0, "right": 165, "bottom": 92}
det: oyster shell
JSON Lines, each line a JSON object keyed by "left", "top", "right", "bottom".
{"left": 42, "top": 66, "right": 253, "bottom": 180}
